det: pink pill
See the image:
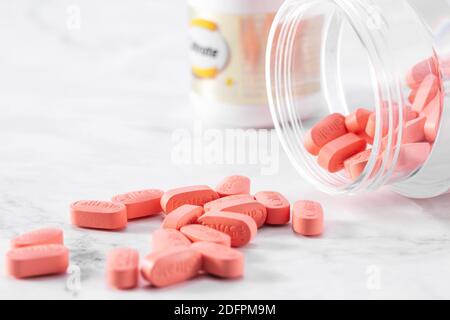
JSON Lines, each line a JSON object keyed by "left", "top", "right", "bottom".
{"left": 70, "top": 200, "right": 127, "bottom": 230}
{"left": 304, "top": 113, "right": 348, "bottom": 156}
{"left": 358, "top": 131, "right": 374, "bottom": 146}
{"left": 161, "top": 205, "right": 204, "bottom": 230}
{"left": 198, "top": 211, "right": 257, "bottom": 248}
{"left": 421, "top": 94, "right": 442, "bottom": 143}
{"left": 412, "top": 74, "right": 438, "bottom": 113}
{"left": 107, "top": 248, "right": 139, "bottom": 290}
{"left": 216, "top": 175, "right": 251, "bottom": 197}
{"left": 254, "top": 191, "right": 290, "bottom": 225}
{"left": 344, "top": 149, "right": 372, "bottom": 180}
{"left": 204, "top": 197, "right": 267, "bottom": 228}
{"left": 402, "top": 116, "right": 426, "bottom": 144}
{"left": 141, "top": 247, "right": 202, "bottom": 288}
{"left": 6, "top": 244, "right": 69, "bottom": 279}
{"left": 345, "top": 108, "right": 371, "bottom": 133}
{"left": 318, "top": 133, "right": 367, "bottom": 173}
{"left": 191, "top": 242, "right": 244, "bottom": 279}
{"left": 204, "top": 194, "right": 254, "bottom": 212}
{"left": 367, "top": 106, "right": 417, "bottom": 142}
{"left": 111, "top": 189, "right": 163, "bottom": 220}
{"left": 409, "top": 88, "right": 418, "bottom": 104}
{"left": 180, "top": 224, "right": 231, "bottom": 247}
{"left": 395, "top": 143, "right": 431, "bottom": 173}
{"left": 151, "top": 229, "right": 191, "bottom": 252}
{"left": 11, "top": 227, "right": 63, "bottom": 249}
{"left": 406, "top": 57, "right": 438, "bottom": 89}
{"left": 365, "top": 112, "right": 389, "bottom": 139}
{"left": 292, "top": 201, "right": 324, "bottom": 237}
{"left": 161, "top": 185, "right": 219, "bottom": 214}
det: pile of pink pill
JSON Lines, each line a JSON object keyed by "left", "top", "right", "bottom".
{"left": 304, "top": 57, "right": 442, "bottom": 180}
{"left": 5, "top": 175, "right": 324, "bottom": 289}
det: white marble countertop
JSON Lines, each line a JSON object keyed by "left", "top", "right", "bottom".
{"left": 1, "top": 0, "right": 450, "bottom": 300}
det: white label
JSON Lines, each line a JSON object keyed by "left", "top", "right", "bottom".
{"left": 189, "top": 19, "right": 229, "bottom": 79}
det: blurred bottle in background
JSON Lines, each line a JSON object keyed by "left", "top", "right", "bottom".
{"left": 188, "top": 0, "right": 322, "bottom": 128}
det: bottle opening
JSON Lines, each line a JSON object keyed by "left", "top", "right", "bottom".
{"left": 267, "top": 0, "right": 444, "bottom": 195}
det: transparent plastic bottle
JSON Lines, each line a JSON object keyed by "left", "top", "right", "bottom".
{"left": 266, "top": 0, "right": 450, "bottom": 198}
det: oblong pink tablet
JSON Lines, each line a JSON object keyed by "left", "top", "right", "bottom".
{"left": 161, "top": 205, "right": 204, "bottom": 230}
{"left": 216, "top": 175, "right": 251, "bottom": 197}
{"left": 412, "top": 74, "right": 438, "bottom": 113}
{"left": 358, "top": 131, "right": 374, "bottom": 146}
{"left": 161, "top": 185, "right": 219, "bottom": 214}
{"left": 304, "top": 113, "right": 348, "bottom": 156}
{"left": 151, "top": 229, "right": 191, "bottom": 252}
{"left": 292, "top": 201, "right": 324, "bottom": 236}
{"left": 408, "top": 88, "right": 418, "bottom": 104}
{"left": 421, "top": 94, "right": 442, "bottom": 143}
{"left": 198, "top": 211, "right": 257, "bottom": 248}
{"left": 70, "top": 200, "right": 127, "bottom": 230}
{"left": 365, "top": 111, "right": 389, "bottom": 139}
{"left": 141, "top": 247, "right": 202, "bottom": 288}
{"left": 395, "top": 142, "right": 431, "bottom": 173}
{"left": 191, "top": 242, "right": 244, "bottom": 279}
{"left": 180, "top": 224, "right": 231, "bottom": 247}
{"left": 107, "top": 248, "right": 139, "bottom": 290}
{"left": 6, "top": 244, "right": 69, "bottom": 279}
{"left": 204, "top": 194, "right": 254, "bottom": 212}
{"left": 366, "top": 107, "right": 416, "bottom": 141}
{"left": 344, "top": 149, "right": 372, "bottom": 180}
{"left": 254, "top": 191, "right": 290, "bottom": 225}
{"left": 405, "top": 107, "right": 419, "bottom": 121}
{"left": 205, "top": 197, "right": 267, "bottom": 228}
{"left": 402, "top": 116, "right": 426, "bottom": 144}
{"left": 345, "top": 108, "right": 371, "bottom": 133}
{"left": 112, "top": 189, "right": 163, "bottom": 220}
{"left": 11, "top": 227, "right": 63, "bottom": 249}
{"left": 318, "top": 133, "right": 367, "bottom": 173}
{"left": 406, "top": 57, "right": 438, "bottom": 89}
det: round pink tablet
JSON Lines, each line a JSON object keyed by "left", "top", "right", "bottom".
{"left": 160, "top": 185, "right": 219, "bottom": 214}
{"left": 198, "top": 211, "right": 257, "bottom": 248}
{"left": 292, "top": 200, "right": 324, "bottom": 237}
{"left": 254, "top": 191, "right": 290, "bottom": 225}
{"left": 216, "top": 175, "right": 251, "bottom": 197}
{"left": 180, "top": 224, "right": 231, "bottom": 247}
{"left": 6, "top": 244, "right": 69, "bottom": 279}
{"left": 107, "top": 248, "right": 139, "bottom": 290}
{"left": 112, "top": 189, "right": 163, "bottom": 220}
{"left": 151, "top": 229, "right": 192, "bottom": 252}
{"left": 11, "top": 227, "right": 63, "bottom": 249}
{"left": 205, "top": 197, "right": 267, "bottom": 228}
{"left": 70, "top": 200, "right": 127, "bottom": 230}
{"left": 204, "top": 194, "right": 254, "bottom": 212}
{"left": 304, "top": 113, "right": 348, "bottom": 156}
{"left": 191, "top": 242, "right": 244, "bottom": 279}
{"left": 141, "top": 247, "right": 202, "bottom": 288}
{"left": 161, "top": 205, "right": 204, "bottom": 230}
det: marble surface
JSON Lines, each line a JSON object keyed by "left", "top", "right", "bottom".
{"left": 1, "top": 0, "right": 450, "bottom": 300}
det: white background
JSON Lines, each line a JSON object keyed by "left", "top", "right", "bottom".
{"left": 1, "top": 0, "right": 450, "bottom": 300}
